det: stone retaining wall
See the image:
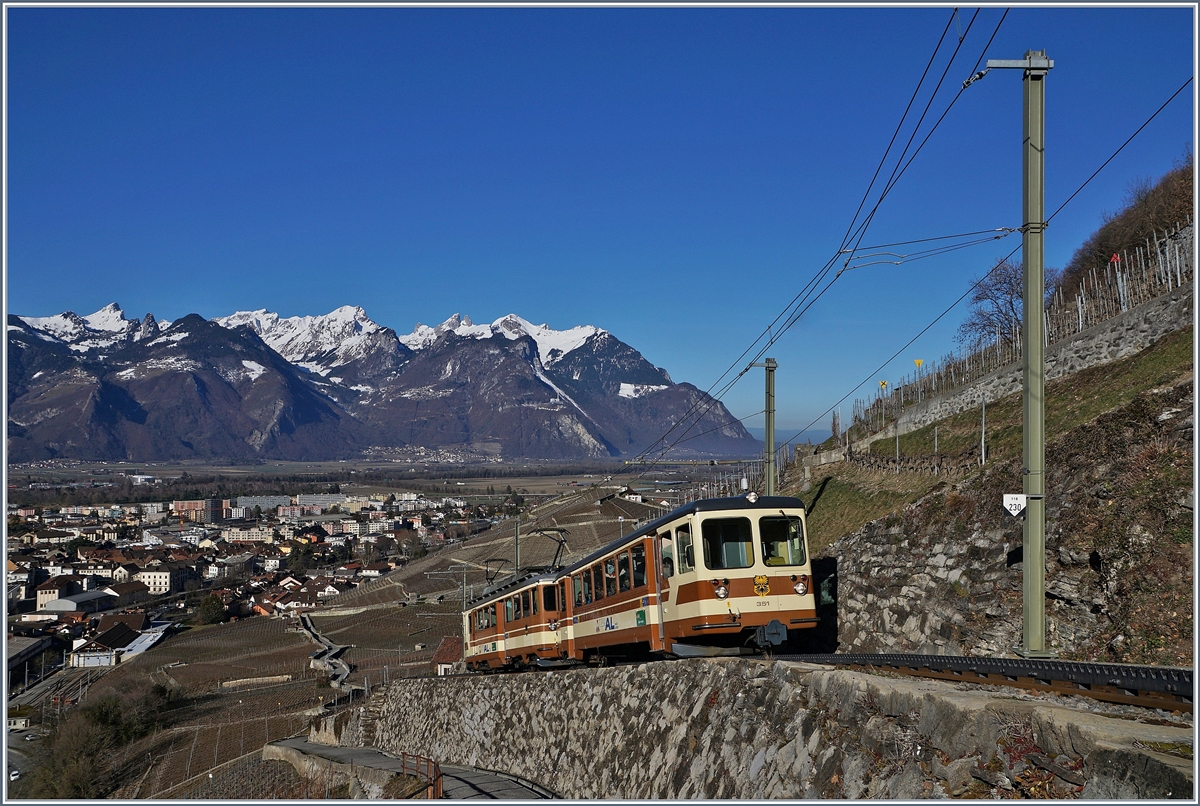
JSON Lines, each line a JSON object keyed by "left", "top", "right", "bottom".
{"left": 261, "top": 742, "right": 412, "bottom": 798}
{"left": 803, "top": 282, "right": 1192, "bottom": 468}
{"left": 319, "top": 658, "right": 1191, "bottom": 799}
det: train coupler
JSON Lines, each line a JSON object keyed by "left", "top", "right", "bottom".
{"left": 755, "top": 620, "right": 787, "bottom": 647}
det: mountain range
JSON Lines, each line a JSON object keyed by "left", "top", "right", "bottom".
{"left": 7, "top": 304, "right": 759, "bottom": 463}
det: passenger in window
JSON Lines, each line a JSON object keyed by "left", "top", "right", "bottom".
{"left": 618, "top": 552, "right": 631, "bottom": 592}
{"left": 632, "top": 546, "right": 647, "bottom": 587}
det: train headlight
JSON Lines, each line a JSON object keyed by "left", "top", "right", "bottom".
{"left": 793, "top": 580, "right": 808, "bottom": 595}
{"left": 714, "top": 585, "right": 730, "bottom": 600}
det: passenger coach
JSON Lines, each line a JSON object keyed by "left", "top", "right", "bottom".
{"left": 462, "top": 493, "right": 818, "bottom": 670}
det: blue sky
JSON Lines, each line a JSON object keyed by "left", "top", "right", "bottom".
{"left": 6, "top": 5, "right": 1195, "bottom": 441}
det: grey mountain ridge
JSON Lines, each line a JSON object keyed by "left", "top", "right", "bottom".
{"left": 8, "top": 304, "right": 759, "bottom": 462}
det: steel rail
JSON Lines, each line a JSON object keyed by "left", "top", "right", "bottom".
{"left": 780, "top": 653, "right": 1193, "bottom": 713}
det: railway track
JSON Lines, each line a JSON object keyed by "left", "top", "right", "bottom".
{"left": 780, "top": 653, "right": 1193, "bottom": 714}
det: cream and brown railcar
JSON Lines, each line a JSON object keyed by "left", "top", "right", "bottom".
{"left": 462, "top": 573, "right": 569, "bottom": 670}
{"left": 462, "top": 494, "right": 818, "bottom": 670}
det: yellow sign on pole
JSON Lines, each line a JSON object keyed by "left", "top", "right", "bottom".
{"left": 914, "top": 359, "right": 924, "bottom": 369}
{"left": 879, "top": 380, "right": 888, "bottom": 390}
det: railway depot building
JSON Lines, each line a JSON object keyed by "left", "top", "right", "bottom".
{"left": 69, "top": 622, "right": 139, "bottom": 667}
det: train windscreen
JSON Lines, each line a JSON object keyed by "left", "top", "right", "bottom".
{"left": 700, "top": 517, "right": 754, "bottom": 570}
{"left": 760, "top": 515, "right": 806, "bottom": 566}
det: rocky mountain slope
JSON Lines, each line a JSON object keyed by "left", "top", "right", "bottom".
{"left": 9, "top": 304, "right": 758, "bottom": 462}
{"left": 803, "top": 329, "right": 1194, "bottom": 666}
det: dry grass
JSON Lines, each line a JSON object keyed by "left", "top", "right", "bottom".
{"left": 786, "top": 326, "right": 1193, "bottom": 554}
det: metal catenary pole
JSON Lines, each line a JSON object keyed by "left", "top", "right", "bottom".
{"left": 986, "top": 49, "right": 1054, "bottom": 658}
{"left": 750, "top": 359, "right": 777, "bottom": 495}
{"left": 765, "top": 358, "right": 776, "bottom": 496}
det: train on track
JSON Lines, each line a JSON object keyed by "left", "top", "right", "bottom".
{"left": 462, "top": 494, "right": 819, "bottom": 670}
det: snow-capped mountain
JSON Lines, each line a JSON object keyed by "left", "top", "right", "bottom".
{"left": 399, "top": 313, "right": 600, "bottom": 368}
{"left": 16, "top": 303, "right": 166, "bottom": 353}
{"left": 214, "top": 306, "right": 408, "bottom": 378}
{"left": 8, "top": 312, "right": 363, "bottom": 462}
{"left": 8, "top": 303, "right": 760, "bottom": 462}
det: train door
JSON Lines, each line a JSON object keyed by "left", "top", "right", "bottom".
{"left": 568, "top": 573, "right": 584, "bottom": 661}
{"left": 657, "top": 531, "right": 674, "bottom": 642}
{"left": 559, "top": 578, "right": 572, "bottom": 658}
{"left": 661, "top": 522, "right": 698, "bottom": 643}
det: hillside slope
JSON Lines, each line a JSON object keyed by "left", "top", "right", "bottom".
{"left": 791, "top": 327, "right": 1193, "bottom": 665}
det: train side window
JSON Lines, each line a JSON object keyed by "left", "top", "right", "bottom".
{"left": 677, "top": 526, "right": 694, "bottom": 573}
{"left": 592, "top": 566, "right": 605, "bottom": 601}
{"left": 532, "top": 588, "right": 539, "bottom": 615}
{"left": 489, "top": 604, "right": 497, "bottom": 627}
{"left": 559, "top": 580, "right": 567, "bottom": 611}
{"left": 631, "top": 545, "right": 647, "bottom": 588}
{"left": 582, "top": 570, "right": 594, "bottom": 603}
{"left": 700, "top": 517, "right": 754, "bottom": 570}
{"left": 617, "top": 551, "right": 631, "bottom": 592}
{"left": 505, "top": 597, "right": 514, "bottom": 623}
{"left": 604, "top": 558, "right": 618, "bottom": 597}
{"left": 543, "top": 585, "right": 557, "bottom": 612}
{"left": 660, "top": 533, "right": 675, "bottom": 578}
{"left": 573, "top": 575, "right": 584, "bottom": 606}
{"left": 760, "top": 515, "right": 807, "bottom": 566}
{"left": 521, "top": 591, "right": 532, "bottom": 619}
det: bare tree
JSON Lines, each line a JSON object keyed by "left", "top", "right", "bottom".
{"left": 1059, "top": 149, "right": 1192, "bottom": 297}
{"left": 957, "top": 259, "right": 1059, "bottom": 348}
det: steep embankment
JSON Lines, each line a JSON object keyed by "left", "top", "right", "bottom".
{"left": 806, "top": 328, "right": 1192, "bottom": 665}
{"left": 796, "top": 316, "right": 1193, "bottom": 556}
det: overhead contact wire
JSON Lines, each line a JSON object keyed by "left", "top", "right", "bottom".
{"left": 632, "top": 9, "right": 1002, "bottom": 469}
{"left": 783, "top": 70, "right": 1191, "bottom": 448}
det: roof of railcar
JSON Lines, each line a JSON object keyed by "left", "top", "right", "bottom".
{"left": 463, "top": 494, "right": 804, "bottom": 610}
{"left": 561, "top": 494, "right": 805, "bottom": 575}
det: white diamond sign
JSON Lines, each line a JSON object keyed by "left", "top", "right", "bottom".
{"left": 1003, "top": 494, "right": 1027, "bottom": 517}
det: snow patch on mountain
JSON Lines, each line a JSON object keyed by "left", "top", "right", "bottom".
{"left": 81, "top": 303, "right": 130, "bottom": 332}
{"left": 18, "top": 312, "right": 88, "bottom": 342}
{"left": 399, "top": 313, "right": 600, "bottom": 366}
{"left": 533, "top": 364, "right": 602, "bottom": 429}
{"left": 115, "top": 356, "right": 203, "bottom": 378}
{"left": 241, "top": 360, "right": 267, "bottom": 381}
{"left": 619, "top": 383, "right": 669, "bottom": 399}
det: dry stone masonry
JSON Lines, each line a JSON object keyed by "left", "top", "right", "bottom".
{"left": 313, "top": 658, "right": 1191, "bottom": 799}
